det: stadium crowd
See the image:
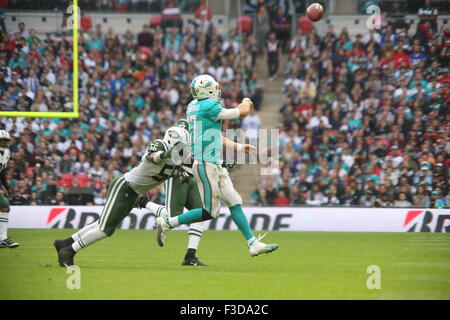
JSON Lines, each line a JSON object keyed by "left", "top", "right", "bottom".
{"left": 0, "top": 0, "right": 448, "bottom": 209}
{"left": 5, "top": 0, "right": 197, "bottom": 12}
{"left": 252, "top": 7, "right": 449, "bottom": 208}
{"left": 0, "top": 1, "right": 265, "bottom": 205}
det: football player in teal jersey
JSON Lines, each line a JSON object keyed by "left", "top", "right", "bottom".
{"left": 155, "top": 75, "right": 279, "bottom": 257}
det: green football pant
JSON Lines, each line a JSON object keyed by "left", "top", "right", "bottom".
{"left": 0, "top": 193, "right": 9, "bottom": 240}
{"left": 0, "top": 193, "right": 9, "bottom": 210}
{"left": 165, "top": 176, "right": 205, "bottom": 245}
{"left": 98, "top": 176, "right": 138, "bottom": 236}
{"left": 164, "top": 176, "right": 203, "bottom": 216}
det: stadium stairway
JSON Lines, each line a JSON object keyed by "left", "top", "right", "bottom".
{"left": 232, "top": 53, "right": 287, "bottom": 203}
{"left": 209, "top": 0, "right": 226, "bottom": 15}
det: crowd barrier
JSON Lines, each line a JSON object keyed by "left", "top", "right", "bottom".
{"left": 9, "top": 206, "right": 450, "bottom": 233}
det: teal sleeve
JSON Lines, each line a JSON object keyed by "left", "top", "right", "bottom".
{"left": 435, "top": 199, "right": 445, "bottom": 208}
{"left": 208, "top": 101, "right": 224, "bottom": 121}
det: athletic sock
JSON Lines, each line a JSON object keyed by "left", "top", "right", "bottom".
{"left": 229, "top": 205, "right": 255, "bottom": 241}
{"left": 168, "top": 208, "right": 205, "bottom": 227}
{"left": 63, "top": 237, "right": 75, "bottom": 246}
{"left": 71, "top": 220, "right": 99, "bottom": 242}
{"left": 0, "top": 213, "right": 8, "bottom": 240}
{"left": 71, "top": 226, "right": 107, "bottom": 252}
{"left": 146, "top": 202, "right": 168, "bottom": 218}
{"left": 185, "top": 248, "right": 196, "bottom": 259}
{"left": 187, "top": 222, "right": 204, "bottom": 253}
{"left": 247, "top": 236, "right": 257, "bottom": 246}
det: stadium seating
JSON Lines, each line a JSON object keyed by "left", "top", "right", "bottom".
{"left": 237, "top": 16, "right": 253, "bottom": 34}
{"left": 58, "top": 174, "right": 74, "bottom": 188}
{"left": 150, "top": 14, "right": 162, "bottom": 28}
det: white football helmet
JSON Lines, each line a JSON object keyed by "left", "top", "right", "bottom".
{"left": 190, "top": 74, "right": 221, "bottom": 100}
{"left": 0, "top": 130, "right": 10, "bottom": 151}
{"left": 163, "top": 126, "right": 191, "bottom": 148}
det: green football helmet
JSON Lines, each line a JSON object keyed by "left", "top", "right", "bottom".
{"left": 176, "top": 119, "right": 189, "bottom": 131}
{"left": 0, "top": 130, "right": 11, "bottom": 151}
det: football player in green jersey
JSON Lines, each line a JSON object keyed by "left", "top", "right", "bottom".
{"left": 53, "top": 126, "right": 191, "bottom": 267}
{"left": 0, "top": 130, "right": 19, "bottom": 248}
{"left": 135, "top": 119, "right": 208, "bottom": 266}
{"left": 156, "top": 75, "right": 279, "bottom": 257}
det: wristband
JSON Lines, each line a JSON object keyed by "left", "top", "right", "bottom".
{"left": 153, "top": 151, "right": 163, "bottom": 163}
{"left": 236, "top": 144, "right": 243, "bottom": 152}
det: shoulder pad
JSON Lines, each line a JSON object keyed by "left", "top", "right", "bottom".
{"left": 147, "top": 140, "right": 168, "bottom": 153}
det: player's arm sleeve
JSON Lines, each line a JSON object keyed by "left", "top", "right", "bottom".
{"left": 145, "top": 140, "right": 166, "bottom": 163}
{"left": 216, "top": 108, "right": 241, "bottom": 120}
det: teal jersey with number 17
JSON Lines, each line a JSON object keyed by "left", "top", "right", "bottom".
{"left": 187, "top": 98, "right": 224, "bottom": 165}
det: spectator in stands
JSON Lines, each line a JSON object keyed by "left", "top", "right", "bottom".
{"left": 413, "top": 185, "right": 430, "bottom": 207}
{"left": 306, "top": 184, "right": 327, "bottom": 206}
{"left": 271, "top": 7, "right": 290, "bottom": 52}
{"left": 89, "top": 160, "right": 105, "bottom": 182}
{"left": 59, "top": 154, "right": 73, "bottom": 174}
{"left": 386, "top": 1, "right": 409, "bottom": 33}
{"left": 0, "top": 7, "right": 6, "bottom": 34}
{"left": 161, "top": 0, "right": 182, "bottom": 33}
{"left": 194, "top": 0, "right": 213, "bottom": 32}
{"left": 215, "top": 59, "right": 234, "bottom": 87}
{"left": 256, "top": 5, "right": 270, "bottom": 55}
{"left": 409, "top": 44, "right": 426, "bottom": 66}
{"left": 274, "top": 190, "right": 290, "bottom": 206}
{"left": 221, "top": 35, "right": 240, "bottom": 55}
{"left": 137, "top": 24, "right": 154, "bottom": 48}
{"left": 418, "top": 0, "right": 439, "bottom": 33}
{"left": 394, "top": 192, "right": 412, "bottom": 207}
{"left": 265, "top": 32, "right": 281, "bottom": 81}
{"left": 429, "top": 190, "right": 446, "bottom": 208}
{"left": 241, "top": 107, "right": 261, "bottom": 146}
{"left": 48, "top": 191, "right": 67, "bottom": 206}
{"left": 244, "top": 0, "right": 263, "bottom": 14}
{"left": 9, "top": 22, "right": 29, "bottom": 39}
{"left": 10, "top": 188, "right": 29, "bottom": 205}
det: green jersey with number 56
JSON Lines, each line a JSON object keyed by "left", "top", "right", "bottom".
{"left": 187, "top": 99, "right": 224, "bottom": 165}
{"left": 124, "top": 139, "right": 180, "bottom": 194}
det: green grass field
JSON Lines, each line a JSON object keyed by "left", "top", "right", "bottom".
{"left": 1, "top": 229, "right": 449, "bottom": 300}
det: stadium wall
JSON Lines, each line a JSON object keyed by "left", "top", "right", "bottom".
{"left": 5, "top": 12, "right": 450, "bottom": 37}
{"left": 9, "top": 206, "right": 450, "bottom": 233}
{"left": 4, "top": 12, "right": 230, "bottom": 35}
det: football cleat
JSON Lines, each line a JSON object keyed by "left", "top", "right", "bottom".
{"left": 182, "top": 256, "right": 209, "bottom": 266}
{"left": 57, "top": 247, "right": 75, "bottom": 267}
{"left": 248, "top": 233, "right": 279, "bottom": 257}
{"left": 155, "top": 217, "right": 171, "bottom": 247}
{"left": 0, "top": 238, "right": 19, "bottom": 248}
{"left": 53, "top": 239, "right": 69, "bottom": 252}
